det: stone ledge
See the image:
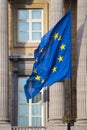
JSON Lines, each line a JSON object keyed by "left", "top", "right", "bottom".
{"left": 9, "top": 54, "right": 34, "bottom": 61}
{"left": 0, "top": 124, "right": 11, "bottom": 130}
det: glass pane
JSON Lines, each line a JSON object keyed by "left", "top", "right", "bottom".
{"left": 32, "top": 22, "right": 41, "bottom": 31}
{"left": 32, "top": 32, "right": 41, "bottom": 40}
{"left": 32, "top": 117, "right": 41, "bottom": 126}
{"left": 18, "top": 77, "right": 28, "bottom": 90}
{"left": 18, "top": 22, "right": 29, "bottom": 31}
{"left": 18, "top": 32, "right": 29, "bottom": 42}
{"left": 18, "top": 10, "right": 29, "bottom": 19}
{"left": 18, "top": 104, "right": 29, "bottom": 116}
{"left": 32, "top": 104, "right": 41, "bottom": 116}
{"left": 32, "top": 10, "right": 42, "bottom": 19}
{"left": 18, "top": 92, "right": 27, "bottom": 104}
{"left": 32, "top": 92, "right": 42, "bottom": 103}
{"left": 18, "top": 117, "right": 29, "bottom": 126}
{"left": 18, "top": 77, "right": 29, "bottom": 126}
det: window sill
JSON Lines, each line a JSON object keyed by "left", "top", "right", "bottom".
{"left": 9, "top": 54, "right": 34, "bottom": 61}
{"left": 14, "top": 42, "right": 39, "bottom": 48}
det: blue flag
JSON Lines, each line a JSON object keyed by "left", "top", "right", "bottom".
{"left": 24, "top": 11, "right": 72, "bottom": 101}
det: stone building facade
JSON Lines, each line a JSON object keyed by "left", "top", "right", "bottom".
{"left": 0, "top": 0, "right": 87, "bottom": 130}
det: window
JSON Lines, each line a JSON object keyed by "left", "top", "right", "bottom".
{"left": 18, "top": 77, "right": 44, "bottom": 126}
{"left": 18, "top": 9, "right": 43, "bottom": 43}
{"left": 13, "top": 3, "right": 48, "bottom": 47}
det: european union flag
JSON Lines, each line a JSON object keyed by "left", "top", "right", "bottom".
{"left": 24, "top": 11, "right": 72, "bottom": 101}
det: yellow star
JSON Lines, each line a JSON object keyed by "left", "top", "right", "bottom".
{"left": 52, "top": 66, "right": 57, "bottom": 73}
{"left": 34, "top": 58, "right": 38, "bottom": 62}
{"left": 60, "top": 44, "right": 66, "bottom": 50}
{"left": 58, "top": 56, "right": 63, "bottom": 62}
{"left": 58, "top": 35, "right": 62, "bottom": 41}
{"left": 53, "top": 33, "right": 58, "bottom": 40}
{"left": 41, "top": 80, "right": 45, "bottom": 84}
{"left": 39, "top": 49, "right": 43, "bottom": 53}
{"left": 35, "top": 75, "right": 41, "bottom": 81}
{"left": 33, "top": 68, "right": 37, "bottom": 74}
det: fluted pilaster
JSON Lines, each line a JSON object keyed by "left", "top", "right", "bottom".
{"left": 50, "top": 0, "right": 64, "bottom": 26}
{"left": 47, "top": 0, "right": 67, "bottom": 130}
{"left": 0, "top": 0, "right": 11, "bottom": 129}
{"left": 49, "top": 82, "right": 64, "bottom": 121}
{"left": 75, "top": 0, "right": 87, "bottom": 130}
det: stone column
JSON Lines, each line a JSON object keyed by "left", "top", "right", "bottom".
{"left": 47, "top": 0, "right": 67, "bottom": 130}
{"left": 0, "top": 0, "right": 11, "bottom": 129}
{"left": 75, "top": 1, "right": 87, "bottom": 130}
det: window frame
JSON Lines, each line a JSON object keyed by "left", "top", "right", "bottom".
{"left": 17, "top": 77, "right": 45, "bottom": 126}
{"left": 11, "top": 59, "right": 49, "bottom": 126}
{"left": 17, "top": 9, "right": 43, "bottom": 43}
{"left": 13, "top": 4, "right": 49, "bottom": 48}
{"left": 28, "top": 90, "right": 44, "bottom": 126}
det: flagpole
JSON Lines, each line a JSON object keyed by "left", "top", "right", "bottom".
{"left": 68, "top": 1, "right": 72, "bottom": 129}
{"left": 67, "top": 122, "right": 71, "bottom": 130}
{"left": 67, "top": 79, "right": 72, "bottom": 130}
{"left": 67, "top": 0, "right": 72, "bottom": 121}
{"left": 62, "top": 79, "right": 72, "bottom": 130}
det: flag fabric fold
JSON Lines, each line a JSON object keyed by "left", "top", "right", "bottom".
{"left": 24, "top": 11, "right": 72, "bottom": 101}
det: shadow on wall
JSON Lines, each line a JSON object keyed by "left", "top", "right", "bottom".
{"left": 10, "top": 0, "right": 34, "bottom": 4}
{"left": 76, "top": 15, "right": 87, "bottom": 70}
